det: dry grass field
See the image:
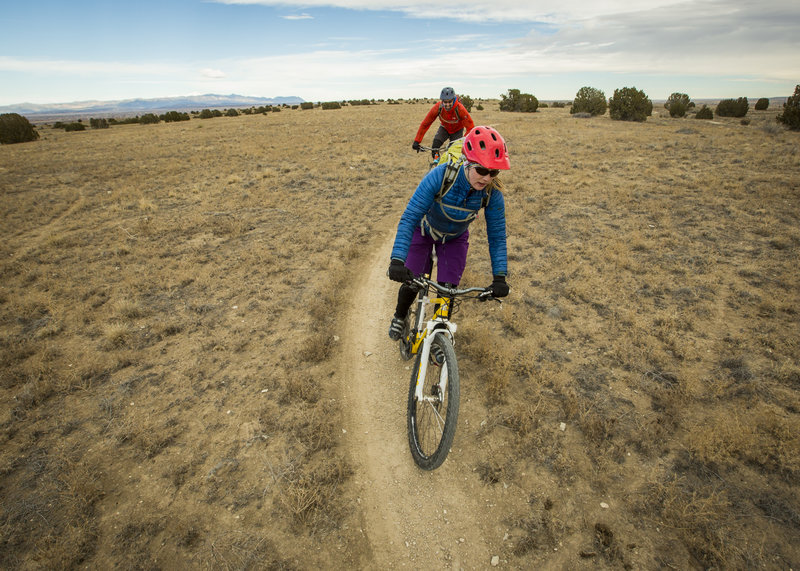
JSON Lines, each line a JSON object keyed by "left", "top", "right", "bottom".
{"left": 1, "top": 100, "right": 798, "bottom": 569}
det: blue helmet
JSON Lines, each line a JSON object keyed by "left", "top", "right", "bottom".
{"left": 440, "top": 87, "right": 456, "bottom": 101}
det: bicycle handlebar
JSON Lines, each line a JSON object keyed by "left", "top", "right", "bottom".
{"left": 410, "top": 277, "right": 499, "bottom": 302}
{"left": 418, "top": 145, "right": 443, "bottom": 153}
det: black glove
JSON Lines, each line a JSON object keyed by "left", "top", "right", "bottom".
{"left": 412, "top": 141, "right": 421, "bottom": 152}
{"left": 487, "top": 275, "right": 509, "bottom": 298}
{"left": 388, "top": 259, "right": 414, "bottom": 283}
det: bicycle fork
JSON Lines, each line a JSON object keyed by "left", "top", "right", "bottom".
{"left": 414, "top": 324, "right": 455, "bottom": 403}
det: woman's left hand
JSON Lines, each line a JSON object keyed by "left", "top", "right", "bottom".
{"left": 487, "top": 275, "right": 509, "bottom": 297}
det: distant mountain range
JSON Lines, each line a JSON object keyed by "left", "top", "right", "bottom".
{"left": 0, "top": 94, "right": 306, "bottom": 120}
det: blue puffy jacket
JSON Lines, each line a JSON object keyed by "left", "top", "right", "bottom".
{"left": 391, "top": 163, "right": 508, "bottom": 276}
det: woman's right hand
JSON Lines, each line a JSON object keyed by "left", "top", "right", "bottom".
{"left": 388, "top": 259, "right": 414, "bottom": 282}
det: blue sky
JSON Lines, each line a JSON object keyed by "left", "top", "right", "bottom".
{"left": 1, "top": 0, "right": 798, "bottom": 105}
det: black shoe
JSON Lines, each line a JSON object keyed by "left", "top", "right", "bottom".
{"left": 388, "top": 316, "right": 405, "bottom": 341}
{"left": 430, "top": 344, "right": 445, "bottom": 365}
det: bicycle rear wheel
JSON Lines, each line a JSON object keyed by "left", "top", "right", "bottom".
{"left": 407, "top": 334, "right": 459, "bottom": 470}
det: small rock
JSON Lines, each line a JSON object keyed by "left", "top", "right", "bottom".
{"left": 363, "top": 351, "right": 372, "bottom": 357}
{"left": 600, "top": 502, "right": 609, "bottom": 509}
{"left": 491, "top": 555, "right": 500, "bottom": 566}
{"left": 559, "top": 422, "right": 566, "bottom": 431}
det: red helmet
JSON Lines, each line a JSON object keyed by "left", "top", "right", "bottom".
{"left": 463, "top": 126, "right": 510, "bottom": 170}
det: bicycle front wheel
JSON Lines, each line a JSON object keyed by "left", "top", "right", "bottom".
{"left": 407, "top": 334, "right": 459, "bottom": 470}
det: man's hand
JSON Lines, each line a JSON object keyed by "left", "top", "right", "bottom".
{"left": 388, "top": 259, "right": 414, "bottom": 283}
{"left": 412, "top": 141, "right": 421, "bottom": 152}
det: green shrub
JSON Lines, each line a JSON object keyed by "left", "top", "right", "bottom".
{"left": 666, "top": 92, "right": 691, "bottom": 118}
{"left": 199, "top": 109, "right": 215, "bottom": 119}
{"left": 476, "top": 103, "right": 484, "bottom": 111}
{"left": 160, "top": 110, "right": 190, "bottom": 122}
{"left": 777, "top": 85, "right": 800, "bottom": 130}
{"left": 551, "top": 101, "right": 566, "bottom": 108}
{"left": 139, "top": 113, "right": 160, "bottom": 124}
{"left": 460, "top": 94, "right": 474, "bottom": 112}
{"left": 499, "top": 89, "right": 539, "bottom": 113}
{"left": 300, "top": 102, "right": 315, "bottom": 110}
{"left": 0, "top": 113, "right": 40, "bottom": 144}
{"left": 754, "top": 98, "right": 769, "bottom": 111}
{"left": 695, "top": 105, "right": 713, "bottom": 120}
{"left": 608, "top": 86, "right": 652, "bottom": 122}
{"left": 571, "top": 86, "right": 607, "bottom": 116}
{"left": 89, "top": 117, "right": 109, "bottom": 129}
{"left": 715, "top": 97, "right": 749, "bottom": 118}
{"left": 668, "top": 102, "right": 688, "bottom": 118}
{"left": 64, "top": 122, "right": 86, "bottom": 131}
{"left": 225, "top": 108, "right": 239, "bottom": 117}
{"left": 321, "top": 101, "right": 341, "bottom": 110}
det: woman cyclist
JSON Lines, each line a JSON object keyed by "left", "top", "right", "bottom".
{"left": 412, "top": 87, "right": 475, "bottom": 161}
{"left": 388, "top": 125, "right": 511, "bottom": 340}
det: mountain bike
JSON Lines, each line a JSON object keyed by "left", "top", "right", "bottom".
{"left": 398, "top": 273, "right": 498, "bottom": 470}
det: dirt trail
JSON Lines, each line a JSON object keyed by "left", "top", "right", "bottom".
{"left": 337, "top": 227, "right": 513, "bottom": 570}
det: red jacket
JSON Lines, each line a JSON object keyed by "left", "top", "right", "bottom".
{"left": 414, "top": 100, "right": 474, "bottom": 143}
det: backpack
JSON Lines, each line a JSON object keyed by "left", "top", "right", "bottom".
{"left": 434, "top": 138, "right": 492, "bottom": 210}
{"left": 420, "top": 139, "right": 493, "bottom": 242}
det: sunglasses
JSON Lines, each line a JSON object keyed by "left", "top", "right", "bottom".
{"left": 473, "top": 165, "right": 500, "bottom": 177}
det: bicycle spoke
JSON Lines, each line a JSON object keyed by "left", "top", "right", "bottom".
{"left": 407, "top": 336, "right": 459, "bottom": 470}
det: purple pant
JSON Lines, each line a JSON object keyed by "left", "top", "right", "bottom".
{"left": 405, "top": 227, "right": 470, "bottom": 284}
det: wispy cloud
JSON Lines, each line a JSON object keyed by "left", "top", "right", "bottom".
{"left": 213, "top": 0, "right": 687, "bottom": 23}
{"left": 0, "top": 56, "right": 174, "bottom": 75}
{"left": 283, "top": 13, "right": 313, "bottom": 20}
{"left": 201, "top": 68, "right": 227, "bottom": 79}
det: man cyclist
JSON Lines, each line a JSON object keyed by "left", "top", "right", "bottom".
{"left": 412, "top": 87, "right": 475, "bottom": 161}
{"left": 389, "top": 125, "right": 511, "bottom": 341}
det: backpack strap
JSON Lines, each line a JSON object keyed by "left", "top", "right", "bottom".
{"left": 420, "top": 159, "right": 492, "bottom": 242}
{"left": 481, "top": 185, "right": 493, "bottom": 209}
{"left": 435, "top": 158, "right": 462, "bottom": 201}
{"left": 437, "top": 101, "right": 461, "bottom": 123}
{"left": 437, "top": 157, "right": 493, "bottom": 206}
